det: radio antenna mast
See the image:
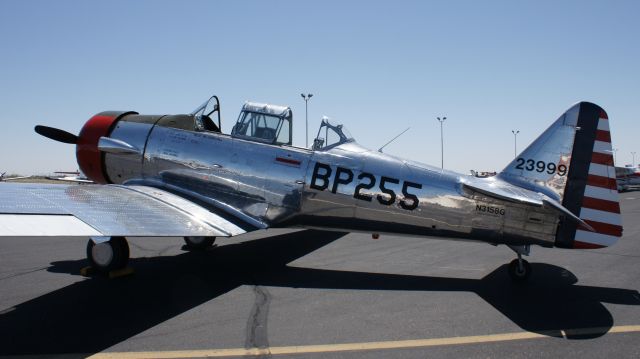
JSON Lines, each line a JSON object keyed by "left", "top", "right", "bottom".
{"left": 378, "top": 127, "right": 410, "bottom": 153}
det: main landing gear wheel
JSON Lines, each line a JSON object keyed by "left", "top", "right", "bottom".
{"left": 86, "top": 236, "right": 130, "bottom": 273}
{"left": 508, "top": 258, "right": 531, "bottom": 281}
{"left": 184, "top": 236, "right": 216, "bottom": 250}
{"left": 507, "top": 245, "right": 532, "bottom": 282}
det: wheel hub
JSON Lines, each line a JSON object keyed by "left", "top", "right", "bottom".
{"left": 92, "top": 242, "right": 114, "bottom": 267}
{"left": 187, "top": 236, "right": 206, "bottom": 245}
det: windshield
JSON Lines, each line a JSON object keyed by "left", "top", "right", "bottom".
{"left": 312, "top": 119, "right": 354, "bottom": 150}
{"left": 191, "top": 95, "right": 219, "bottom": 117}
{"left": 191, "top": 95, "right": 221, "bottom": 132}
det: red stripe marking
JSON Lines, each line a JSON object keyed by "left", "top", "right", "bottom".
{"left": 275, "top": 157, "right": 301, "bottom": 166}
{"left": 591, "top": 152, "right": 614, "bottom": 166}
{"left": 573, "top": 240, "right": 606, "bottom": 249}
{"left": 581, "top": 196, "right": 620, "bottom": 213}
{"left": 587, "top": 174, "right": 617, "bottom": 189}
{"left": 599, "top": 110, "right": 608, "bottom": 120}
{"left": 595, "top": 130, "right": 611, "bottom": 143}
{"left": 583, "top": 220, "right": 623, "bottom": 237}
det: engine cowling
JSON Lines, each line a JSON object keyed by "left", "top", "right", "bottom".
{"left": 76, "top": 111, "right": 137, "bottom": 184}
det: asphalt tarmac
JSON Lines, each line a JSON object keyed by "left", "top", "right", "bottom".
{"left": 1, "top": 192, "right": 639, "bottom": 358}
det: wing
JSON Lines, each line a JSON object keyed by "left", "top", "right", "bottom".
{"left": 0, "top": 183, "right": 253, "bottom": 237}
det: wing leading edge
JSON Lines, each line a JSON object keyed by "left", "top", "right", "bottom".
{"left": 0, "top": 183, "right": 247, "bottom": 237}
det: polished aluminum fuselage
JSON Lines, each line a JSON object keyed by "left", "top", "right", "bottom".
{"left": 104, "top": 118, "right": 559, "bottom": 247}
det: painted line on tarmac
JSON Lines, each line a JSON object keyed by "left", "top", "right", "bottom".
{"left": 82, "top": 325, "right": 640, "bottom": 359}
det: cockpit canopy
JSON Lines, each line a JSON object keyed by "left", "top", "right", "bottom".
{"left": 312, "top": 117, "right": 354, "bottom": 150}
{"left": 232, "top": 102, "right": 293, "bottom": 145}
{"left": 189, "top": 96, "right": 353, "bottom": 151}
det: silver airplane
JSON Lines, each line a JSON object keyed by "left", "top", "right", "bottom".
{"left": 0, "top": 172, "right": 32, "bottom": 182}
{"left": 0, "top": 96, "right": 622, "bottom": 281}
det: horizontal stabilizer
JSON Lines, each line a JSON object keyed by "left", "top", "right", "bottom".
{"left": 461, "top": 181, "right": 542, "bottom": 206}
{"left": 461, "top": 179, "right": 595, "bottom": 232}
{"left": 540, "top": 196, "right": 595, "bottom": 232}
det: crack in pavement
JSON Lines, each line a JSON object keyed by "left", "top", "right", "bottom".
{"left": 245, "top": 284, "right": 271, "bottom": 357}
{"left": 0, "top": 266, "right": 48, "bottom": 281}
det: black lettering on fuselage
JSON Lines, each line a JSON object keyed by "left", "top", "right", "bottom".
{"left": 476, "top": 204, "right": 505, "bottom": 216}
{"left": 400, "top": 181, "right": 422, "bottom": 210}
{"left": 310, "top": 162, "right": 332, "bottom": 191}
{"left": 354, "top": 172, "right": 376, "bottom": 201}
{"left": 377, "top": 176, "right": 399, "bottom": 205}
{"left": 309, "top": 161, "right": 422, "bottom": 211}
{"left": 332, "top": 167, "right": 354, "bottom": 194}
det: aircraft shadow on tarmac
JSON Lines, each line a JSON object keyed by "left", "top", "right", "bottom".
{"left": 1, "top": 230, "right": 639, "bottom": 355}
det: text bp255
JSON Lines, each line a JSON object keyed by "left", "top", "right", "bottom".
{"left": 309, "top": 162, "right": 422, "bottom": 211}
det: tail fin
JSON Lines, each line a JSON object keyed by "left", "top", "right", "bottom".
{"left": 499, "top": 102, "right": 622, "bottom": 249}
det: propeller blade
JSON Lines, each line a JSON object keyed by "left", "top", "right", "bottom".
{"left": 34, "top": 125, "right": 79, "bottom": 144}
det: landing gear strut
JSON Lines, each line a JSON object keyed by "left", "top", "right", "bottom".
{"left": 507, "top": 245, "right": 531, "bottom": 281}
{"left": 86, "top": 236, "right": 130, "bottom": 273}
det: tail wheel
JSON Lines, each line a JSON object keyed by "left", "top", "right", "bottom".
{"left": 508, "top": 258, "right": 531, "bottom": 281}
{"left": 87, "top": 236, "right": 130, "bottom": 272}
{"left": 184, "top": 236, "right": 216, "bottom": 250}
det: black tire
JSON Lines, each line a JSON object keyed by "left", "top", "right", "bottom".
{"left": 183, "top": 236, "right": 215, "bottom": 250}
{"left": 508, "top": 258, "right": 531, "bottom": 281}
{"left": 86, "top": 236, "right": 130, "bottom": 272}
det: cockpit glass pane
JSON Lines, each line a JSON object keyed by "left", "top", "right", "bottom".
{"left": 276, "top": 120, "right": 290, "bottom": 144}
{"left": 262, "top": 115, "right": 280, "bottom": 131}
{"left": 253, "top": 113, "right": 279, "bottom": 140}
{"left": 325, "top": 127, "right": 342, "bottom": 148}
{"left": 340, "top": 126, "right": 353, "bottom": 140}
{"left": 235, "top": 112, "right": 253, "bottom": 136}
{"left": 235, "top": 112, "right": 283, "bottom": 142}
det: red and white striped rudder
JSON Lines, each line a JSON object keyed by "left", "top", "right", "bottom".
{"left": 573, "top": 109, "right": 622, "bottom": 248}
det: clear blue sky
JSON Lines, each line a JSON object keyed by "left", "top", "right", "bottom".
{"left": 1, "top": 0, "right": 638, "bottom": 175}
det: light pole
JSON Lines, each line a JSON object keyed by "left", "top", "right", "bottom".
{"left": 301, "top": 93, "right": 313, "bottom": 148}
{"left": 511, "top": 130, "right": 520, "bottom": 159}
{"left": 613, "top": 148, "right": 619, "bottom": 166}
{"left": 437, "top": 116, "right": 446, "bottom": 169}
{"left": 633, "top": 151, "right": 637, "bottom": 167}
